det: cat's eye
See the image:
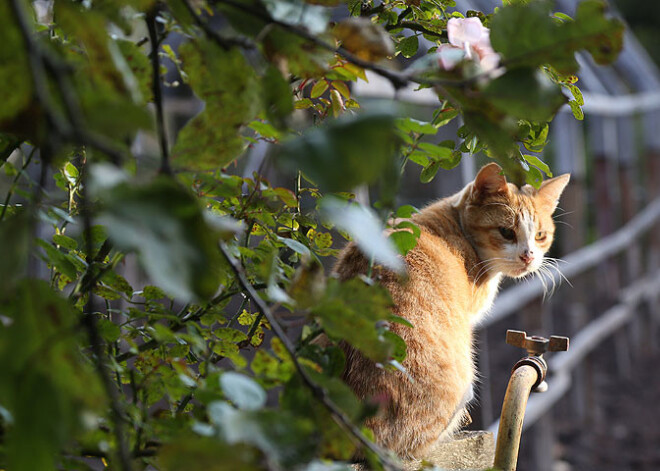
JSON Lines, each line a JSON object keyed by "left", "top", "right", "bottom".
{"left": 536, "top": 231, "right": 547, "bottom": 241}
{"left": 498, "top": 227, "right": 515, "bottom": 241}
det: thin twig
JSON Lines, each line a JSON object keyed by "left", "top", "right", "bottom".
{"left": 218, "top": 242, "right": 401, "bottom": 470}
{"left": 385, "top": 21, "right": 446, "bottom": 40}
{"left": 80, "top": 165, "right": 133, "bottom": 471}
{"left": 182, "top": 0, "right": 256, "bottom": 50}
{"left": 146, "top": 9, "right": 173, "bottom": 175}
{"left": 69, "top": 239, "right": 116, "bottom": 300}
{"left": 0, "top": 146, "right": 37, "bottom": 221}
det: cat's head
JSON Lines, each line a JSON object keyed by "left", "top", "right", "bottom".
{"left": 456, "top": 163, "right": 570, "bottom": 279}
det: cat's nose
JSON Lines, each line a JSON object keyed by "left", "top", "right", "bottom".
{"left": 519, "top": 250, "right": 534, "bottom": 265}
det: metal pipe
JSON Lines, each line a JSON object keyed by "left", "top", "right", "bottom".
{"left": 493, "top": 364, "right": 539, "bottom": 471}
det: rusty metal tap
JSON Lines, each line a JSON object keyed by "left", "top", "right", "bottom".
{"left": 506, "top": 330, "right": 569, "bottom": 392}
{"left": 506, "top": 330, "right": 569, "bottom": 356}
{"left": 494, "top": 330, "right": 570, "bottom": 471}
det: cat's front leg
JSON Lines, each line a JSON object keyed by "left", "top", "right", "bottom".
{"left": 438, "top": 383, "right": 475, "bottom": 442}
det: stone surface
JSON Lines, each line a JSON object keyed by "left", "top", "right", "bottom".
{"left": 352, "top": 431, "right": 495, "bottom": 470}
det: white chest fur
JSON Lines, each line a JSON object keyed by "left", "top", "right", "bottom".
{"left": 472, "top": 273, "right": 503, "bottom": 326}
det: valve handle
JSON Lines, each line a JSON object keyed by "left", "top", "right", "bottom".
{"left": 506, "top": 329, "right": 569, "bottom": 356}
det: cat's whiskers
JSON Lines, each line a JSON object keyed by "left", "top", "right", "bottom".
{"left": 553, "top": 209, "right": 574, "bottom": 228}
{"left": 519, "top": 262, "right": 548, "bottom": 296}
{"left": 469, "top": 258, "right": 504, "bottom": 298}
{"left": 553, "top": 207, "right": 574, "bottom": 218}
{"left": 538, "top": 264, "right": 557, "bottom": 299}
{"left": 467, "top": 257, "right": 504, "bottom": 277}
{"left": 553, "top": 220, "right": 573, "bottom": 228}
{"left": 543, "top": 257, "right": 573, "bottom": 287}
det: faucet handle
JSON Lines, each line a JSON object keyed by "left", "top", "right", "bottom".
{"left": 548, "top": 335, "right": 569, "bottom": 352}
{"left": 506, "top": 330, "right": 569, "bottom": 356}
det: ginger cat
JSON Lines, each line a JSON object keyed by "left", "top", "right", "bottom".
{"left": 333, "top": 163, "right": 570, "bottom": 458}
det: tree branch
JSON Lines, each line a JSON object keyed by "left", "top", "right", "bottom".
{"left": 146, "top": 9, "right": 173, "bottom": 175}
{"left": 218, "top": 242, "right": 402, "bottom": 470}
{"left": 385, "top": 21, "right": 446, "bottom": 40}
{"left": 214, "top": 0, "right": 411, "bottom": 89}
{"left": 79, "top": 167, "right": 133, "bottom": 471}
{"left": 211, "top": 0, "right": 485, "bottom": 101}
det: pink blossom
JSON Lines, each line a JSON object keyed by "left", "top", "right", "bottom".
{"left": 447, "top": 17, "right": 487, "bottom": 50}
{"left": 437, "top": 17, "right": 501, "bottom": 75}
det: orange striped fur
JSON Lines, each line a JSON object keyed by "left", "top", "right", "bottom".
{"left": 334, "top": 163, "right": 570, "bottom": 458}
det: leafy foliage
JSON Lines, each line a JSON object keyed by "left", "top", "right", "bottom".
{"left": 0, "top": 0, "right": 622, "bottom": 469}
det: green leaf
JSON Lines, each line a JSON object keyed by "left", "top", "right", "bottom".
{"left": 172, "top": 40, "right": 259, "bottom": 170}
{"left": 278, "top": 236, "right": 311, "bottom": 257}
{"left": 310, "top": 80, "right": 329, "bottom": 98}
{"left": 249, "top": 120, "right": 282, "bottom": 140}
{"left": 312, "top": 278, "right": 396, "bottom": 362}
{"left": 159, "top": 437, "right": 263, "bottom": 471}
{"left": 567, "top": 84, "right": 584, "bottom": 106}
{"left": 0, "top": 2, "right": 32, "bottom": 123}
{"left": 568, "top": 100, "right": 584, "bottom": 120}
{"left": 0, "top": 282, "right": 102, "bottom": 471}
{"left": 319, "top": 197, "right": 403, "bottom": 272}
{"left": 383, "top": 330, "right": 407, "bottom": 363}
{"left": 420, "top": 160, "right": 441, "bottom": 183}
{"left": 490, "top": 0, "right": 624, "bottom": 75}
{"left": 208, "top": 402, "right": 318, "bottom": 468}
{"left": 395, "top": 205, "right": 419, "bottom": 218}
{"left": 215, "top": 327, "right": 248, "bottom": 343}
{"left": 388, "top": 314, "right": 414, "bottom": 329}
{"left": 331, "top": 81, "right": 350, "bottom": 99}
{"left": 220, "top": 372, "right": 267, "bottom": 411}
{"left": 98, "top": 318, "right": 121, "bottom": 343}
{"left": 524, "top": 164, "right": 544, "bottom": 189}
{"left": 433, "top": 107, "right": 460, "bottom": 127}
{"left": 116, "top": 38, "right": 152, "bottom": 102}
{"left": 142, "top": 285, "right": 167, "bottom": 300}
{"left": 36, "top": 239, "right": 78, "bottom": 280}
{"left": 251, "top": 348, "right": 294, "bottom": 386}
{"left": 396, "top": 118, "right": 438, "bottom": 135}
{"left": 97, "top": 178, "right": 228, "bottom": 301}
{"left": 522, "top": 154, "right": 552, "bottom": 177}
{"left": 263, "top": 65, "right": 294, "bottom": 130}
{"left": 55, "top": 2, "right": 153, "bottom": 141}
{"left": 52, "top": 234, "right": 78, "bottom": 251}
{"left": 397, "top": 35, "right": 419, "bottom": 58}
{"left": 483, "top": 68, "right": 567, "bottom": 122}
{"left": 277, "top": 110, "right": 399, "bottom": 192}
{"left": 389, "top": 230, "right": 418, "bottom": 255}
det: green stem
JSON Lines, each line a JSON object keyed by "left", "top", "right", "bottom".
{"left": 0, "top": 147, "right": 37, "bottom": 222}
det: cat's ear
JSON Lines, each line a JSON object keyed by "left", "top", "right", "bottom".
{"left": 537, "top": 174, "right": 570, "bottom": 211}
{"left": 473, "top": 163, "right": 508, "bottom": 197}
